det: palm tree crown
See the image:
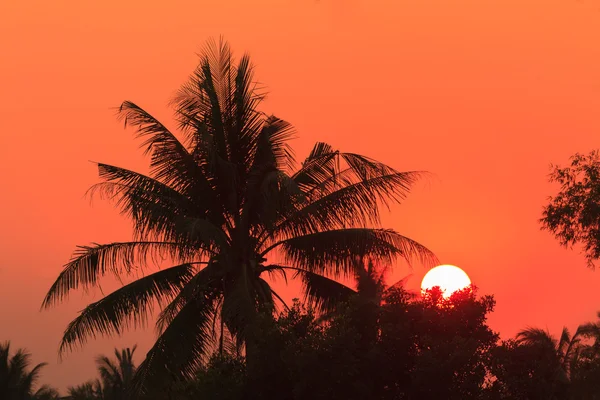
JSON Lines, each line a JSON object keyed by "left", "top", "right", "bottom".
{"left": 66, "top": 346, "right": 137, "bottom": 400}
{"left": 42, "top": 38, "right": 436, "bottom": 394}
{"left": 96, "top": 346, "right": 136, "bottom": 400}
{"left": 0, "top": 342, "right": 57, "bottom": 400}
{"left": 516, "top": 326, "right": 584, "bottom": 382}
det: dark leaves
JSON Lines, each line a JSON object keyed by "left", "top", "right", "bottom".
{"left": 275, "top": 228, "right": 437, "bottom": 276}
{"left": 42, "top": 241, "right": 196, "bottom": 309}
{"left": 541, "top": 150, "right": 600, "bottom": 268}
{"left": 58, "top": 264, "right": 197, "bottom": 355}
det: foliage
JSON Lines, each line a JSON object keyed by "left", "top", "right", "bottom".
{"left": 378, "top": 286, "right": 498, "bottom": 400}
{"left": 176, "top": 286, "right": 499, "bottom": 400}
{"left": 65, "top": 381, "right": 103, "bottom": 400}
{"left": 0, "top": 342, "right": 59, "bottom": 400}
{"left": 65, "top": 346, "right": 137, "bottom": 400}
{"left": 173, "top": 301, "right": 600, "bottom": 400}
{"left": 6, "top": 296, "right": 600, "bottom": 399}
{"left": 488, "top": 338, "right": 571, "bottom": 400}
{"left": 541, "top": 150, "right": 600, "bottom": 267}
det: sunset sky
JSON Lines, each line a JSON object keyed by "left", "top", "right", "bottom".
{"left": 1, "top": 0, "right": 600, "bottom": 391}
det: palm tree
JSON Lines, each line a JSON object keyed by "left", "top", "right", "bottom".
{"left": 95, "top": 346, "right": 136, "bottom": 400}
{"left": 0, "top": 342, "right": 58, "bottom": 400}
{"left": 34, "top": 388, "right": 60, "bottom": 400}
{"left": 569, "top": 312, "right": 600, "bottom": 400}
{"left": 42, "top": 38, "right": 436, "bottom": 394}
{"left": 65, "top": 346, "right": 136, "bottom": 400}
{"left": 578, "top": 312, "right": 600, "bottom": 359}
{"left": 65, "top": 381, "right": 103, "bottom": 400}
{"left": 516, "top": 326, "right": 584, "bottom": 385}
{"left": 312, "top": 258, "right": 416, "bottom": 313}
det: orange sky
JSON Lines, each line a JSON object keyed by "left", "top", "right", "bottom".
{"left": 1, "top": 0, "right": 600, "bottom": 391}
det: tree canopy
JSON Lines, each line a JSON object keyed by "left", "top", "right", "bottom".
{"left": 541, "top": 150, "right": 600, "bottom": 268}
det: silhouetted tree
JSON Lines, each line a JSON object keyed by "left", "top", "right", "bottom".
{"left": 95, "top": 346, "right": 136, "bottom": 400}
{"left": 541, "top": 150, "right": 600, "bottom": 267}
{"left": 251, "top": 300, "right": 369, "bottom": 400}
{"left": 488, "top": 339, "right": 561, "bottom": 400}
{"left": 517, "top": 326, "right": 583, "bottom": 380}
{"left": 0, "top": 342, "right": 59, "bottom": 400}
{"left": 378, "top": 286, "right": 498, "bottom": 400}
{"left": 488, "top": 326, "right": 585, "bottom": 400}
{"left": 245, "top": 287, "right": 496, "bottom": 400}
{"left": 570, "top": 312, "right": 600, "bottom": 400}
{"left": 41, "top": 37, "right": 436, "bottom": 395}
{"left": 65, "top": 346, "right": 136, "bottom": 400}
{"left": 187, "top": 353, "right": 246, "bottom": 400}
{"left": 64, "top": 381, "right": 102, "bottom": 400}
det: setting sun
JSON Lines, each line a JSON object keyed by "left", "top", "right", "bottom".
{"left": 421, "top": 265, "right": 471, "bottom": 298}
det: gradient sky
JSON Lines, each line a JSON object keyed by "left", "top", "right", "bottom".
{"left": 1, "top": 0, "right": 600, "bottom": 391}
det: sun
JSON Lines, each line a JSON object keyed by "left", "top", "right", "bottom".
{"left": 421, "top": 264, "right": 471, "bottom": 298}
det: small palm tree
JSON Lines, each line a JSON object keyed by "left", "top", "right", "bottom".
{"left": 95, "top": 346, "right": 136, "bottom": 400}
{"left": 65, "top": 346, "right": 136, "bottom": 400}
{"left": 65, "top": 381, "right": 103, "bottom": 400}
{"left": 578, "top": 312, "right": 600, "bottom": 359}
{"left": 34, "top": 387, "right": 60, "bottom": 400}
{"left": 0, "top": 342, "right": 58, "bottom": 400}
{"left": 310, "top": 258, "right": 416, "bottom": 351}
{"left": 311, "top": 258, "right": 416, "bottom": 313}
{"left": 516, "top": 326, "right": 584, "bottom": 383}
{"left": 42, "top": 38, "right": 436, "bottom": 394}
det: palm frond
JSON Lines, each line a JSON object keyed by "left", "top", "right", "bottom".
{"left": 96, "top": 355, "right": 120, "bottom": 386}
{"left": 292, "top": 142, "right": 338, "bottom": 190}
{"left": 89, "top": 164, "right": 199, "bottom": 240}
{"left": 252, "top": 117, "right": 296, "bottom": 174}
{"left": 230, "top": 54, "right": 266, "bottom": 168}
{"left": 34, "top": 385, "right": 60, "bottom": 400}
{"left": 274, "top": 171, "right": 424, "bottom": 239}
{"left": 270, "top": 228, "right": 437, "bottom": 277}
{"left": 248, "top": 170, "right": 304, "bottom": 235}
{"left": 42, "top": 241, "right": 196, "bottom": 309}
{"left": 117, "top": 100, "right": 227, "bottom": 229}
{"left": 170, "top": 215, "right": 230, "bottom": 250}
{"left": 132, "top": 290, "right": 218, "bottom": 396}
{"left": 562, "top": 326, "right": 584, "bottom": 372}
{"left": 117, "top": 101, "right": 201, "bottom": 192}
{"left": 384, "top": 274, "right": 414, "bottom": 293}
{"left": 260, "top": 264, "right": 288, "bottom": 284}
{"left": 190, "top": 37, "right": 231, "bottom": 161}
{"left": 292, "top": 142, "right": 424, "bottom": 198}
{"left": 19, "top": 361, "right": 47, "bottom": 395}
{"left": 58, "top": 263, "right": 197, "bottom": 355}
{"left": 516, "top": 327, "right": 558, "bottom": 350}
{"left": 155, "top": 261, "right": 222, "bottom": 334}
{"left": 557, "top": 327, "right": 572, "bottom": 357}
{"left": 290, "top": 267, "right": 355, "bottom": 313}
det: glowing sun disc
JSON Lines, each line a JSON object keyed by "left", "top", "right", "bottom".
{"left": 421, "top": 264, "right": 471, "bottom": 297}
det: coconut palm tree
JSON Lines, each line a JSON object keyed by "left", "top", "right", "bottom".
{"left": 569, "top": 313, "right": 600, "bottom": 400}
{"left": 577, "top": 312, "right": 600, "bottom": 359}
{"left": 95, "top": 346, "right": 136, "bottom": 400}
{"left": 64, "top": 381, "right": 103, "bottom": 400}
{"left": 516, "top": 326, "right": 584, "bottom": 385}
{"left": 310, "top": 258, "right": 416, "bottom": 314}
{"left": 65, "top": 346, "right": 136, "bottom": 400}
{"left": 0, "top": 342, "right": 58, "bottom": 400}
{"left": 42, "top": 38, "right": 436, "bottom": 394}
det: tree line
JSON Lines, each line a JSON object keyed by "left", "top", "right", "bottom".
{"left": 4, "top": 277, "right": 600, "bottom": 399}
